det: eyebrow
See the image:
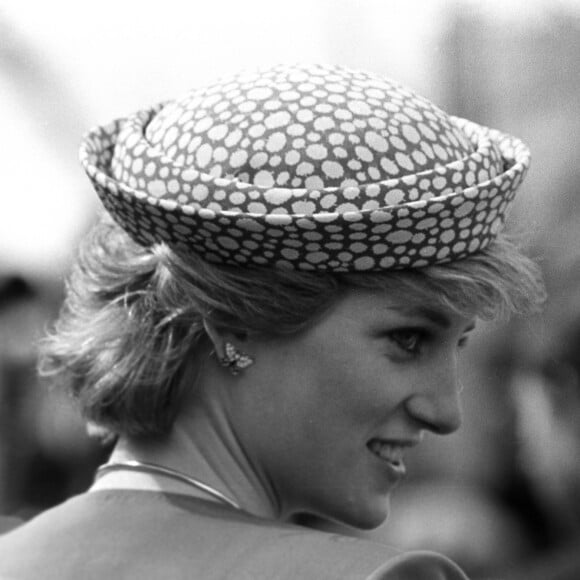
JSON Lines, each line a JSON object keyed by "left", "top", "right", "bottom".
{"left": 397, "top": 306, "right": 451, "bottom": 328}
{"left": 390, "top": 305, "right": 475, "bottom": 333}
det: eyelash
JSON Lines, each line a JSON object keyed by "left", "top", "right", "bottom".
{"left": 387, "top": 328, "right": 470, "bottom": 356}
{"left": 387, "top": 328, "right": 430, "bottom": 356}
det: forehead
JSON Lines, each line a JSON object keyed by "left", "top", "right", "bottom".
{"left": 338, "top": 266, "right": 488, "bottom": 320}
{"left": 320, "top": 287, "right": 473, "bottom": 331}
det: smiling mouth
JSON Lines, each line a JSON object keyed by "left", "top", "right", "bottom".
{"left": 367, "top": 439, "right": 410, "bottom": 476}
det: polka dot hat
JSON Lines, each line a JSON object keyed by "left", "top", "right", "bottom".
{"left": 80, "top": 64, "right": 530, "bottom": 271}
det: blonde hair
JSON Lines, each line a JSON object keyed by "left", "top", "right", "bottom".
{"left": 39, "top": 216, "right": 545, "bottom": 438}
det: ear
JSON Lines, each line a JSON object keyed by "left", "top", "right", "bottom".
{"left": 203, "top": 319, "right": 226, "bottom": 359}
{"left": 202, "top": 319, "right": 249, "bottom": 359}
{"left": 203, "top": 319, "right": 255, "bottom": 376}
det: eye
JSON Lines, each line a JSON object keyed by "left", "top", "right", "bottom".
{"left": 387, "top": 328, "right": 429, "bottom": 355}
{"left": 458, "top": 335, "right": 469, "bottom": 349}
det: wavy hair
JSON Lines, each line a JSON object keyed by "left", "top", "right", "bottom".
{"left": 39, "top": 215, "right": 545, "bottom": 438}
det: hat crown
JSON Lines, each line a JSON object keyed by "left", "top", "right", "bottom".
{"left": 144, "top": 64, "right": 473, "bottom": 191}
{"left": 81, "top": 64, "right": 530, "bottom": 271}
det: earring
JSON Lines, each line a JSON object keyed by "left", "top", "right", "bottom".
{"left": 219, "top": 341, "right": 255, "bottom": 376}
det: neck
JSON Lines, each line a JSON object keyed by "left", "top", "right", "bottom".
{"left": 92, "top": 388, "right": 280, "bottom": 521}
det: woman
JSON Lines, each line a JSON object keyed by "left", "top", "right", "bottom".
{"left": 0, "top": 64, "right": 544, "bottom": 579}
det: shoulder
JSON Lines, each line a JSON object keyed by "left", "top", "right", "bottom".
{"left": 214, "top": 522, "right": 469, "bottom": 580}
{"left": 243, "top": 526, "right": 401, "bottom": 578}
{"left": 0, "top": 492, "right": 128, "bottom": 579}
{"left": 366, "top": 550, "right": 469, "bottom": 580}
{"left": 0, "top": 492, "right": 469, "bottom": 580}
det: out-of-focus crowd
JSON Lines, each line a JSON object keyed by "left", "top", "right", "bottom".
{"left": 0, "top": 276, "right": 111, "bottom": 528}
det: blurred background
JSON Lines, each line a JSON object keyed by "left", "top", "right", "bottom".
{"left": 1, "top": 0, "right": 580, "bottom": 577}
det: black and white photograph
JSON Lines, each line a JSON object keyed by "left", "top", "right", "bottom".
{"left": 1, "top": 1, "right": 580, "bottom": 578}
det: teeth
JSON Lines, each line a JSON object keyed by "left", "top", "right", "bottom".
{"left": 369, "top": 440, "right": 405, "bottom": 464}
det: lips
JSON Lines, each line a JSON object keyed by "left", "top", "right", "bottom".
{"left": 367, "top": 439, "right": 414, "bottom": 477}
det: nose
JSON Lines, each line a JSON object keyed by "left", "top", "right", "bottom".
{"left": 404, "top": 361, "right": 463, "bottom": 435}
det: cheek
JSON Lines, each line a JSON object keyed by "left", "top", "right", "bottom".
{"left": 298, "top": 349, "right": 397, "bottom": 439}
{"left": 246, "top": 333, "right": 415, "bottom": 461}
{"left": 317, "top": 337, "right": 396, "bottom": 391}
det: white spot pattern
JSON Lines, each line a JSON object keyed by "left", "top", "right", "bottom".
{"left": 80, "top": 64, "right": 531, "bottom": 271}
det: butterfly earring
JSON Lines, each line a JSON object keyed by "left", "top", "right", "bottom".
{"left": 219, "top": 342, "right": 255, "bottom": 376}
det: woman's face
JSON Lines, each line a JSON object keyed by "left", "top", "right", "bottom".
{"left": 228, "top": 287, "right": 475, "bottom": 529}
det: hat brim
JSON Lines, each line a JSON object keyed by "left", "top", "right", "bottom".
{"left": 80, "top": 111, "right": 530, "bottom": 271}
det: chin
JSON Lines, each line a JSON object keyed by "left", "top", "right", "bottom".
{"left": 295, "top": 502, "right": 390, "bottom": 538}
{"left": 325, "top": 495, "right": 392, "bottom": 531}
